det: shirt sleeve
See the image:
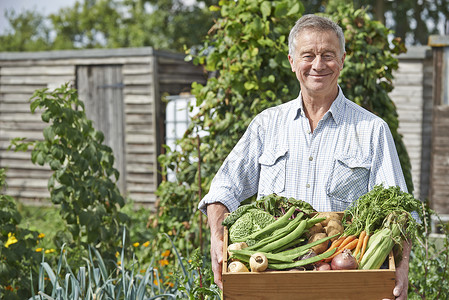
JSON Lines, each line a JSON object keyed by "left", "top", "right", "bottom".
{"left": 369, "top": 120, "right": 408, "bottom": 193}
{"left": 198, "top": 115, "right": 266, "bottom": 215}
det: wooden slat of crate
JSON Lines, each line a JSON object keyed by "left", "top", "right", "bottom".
{"left": 222, "top": 216, "right": 396, "bottom": 300}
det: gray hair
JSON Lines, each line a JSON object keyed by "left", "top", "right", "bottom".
{"left": 288, "top": 14, "right": 345, "bottom": 59}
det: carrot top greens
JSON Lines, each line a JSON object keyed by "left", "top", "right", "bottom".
{"left": 343, "top": 185, "right": 423, "bottom": 237}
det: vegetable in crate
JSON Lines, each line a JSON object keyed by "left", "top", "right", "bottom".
{"left": 228, "top": 208, "right": 276, "bottom": 244}
{"left": 341, "top": 185, "right": 423, "bottom": 268}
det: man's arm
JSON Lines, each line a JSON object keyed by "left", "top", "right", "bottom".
{"left": 206, "top": 202, "right": 230, "bottom": 290}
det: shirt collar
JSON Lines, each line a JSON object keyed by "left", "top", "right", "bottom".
{"left": 294, "top": 86, "right": 345, "bottom": 125}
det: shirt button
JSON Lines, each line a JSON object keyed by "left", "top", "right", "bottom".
{"left": 307, "top": 130, "right": 311, "bottom": 134}
{"left": 309, "top": 156, "right": 313, "bottom": 161}
{"left": 306, "top": 183, "right": 310, "bottom": 188}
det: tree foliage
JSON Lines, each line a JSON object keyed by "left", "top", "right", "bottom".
{"left": 305, "top": 0, "right": 449, "bottom": 46}
{"left": 0, "top": 0, "right": 218, "bottom": 52}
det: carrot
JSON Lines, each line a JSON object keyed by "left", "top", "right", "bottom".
{"left": 352, "top": 230, "right": 366, "bottom": 257}
{"left": 324, "top": 237, "right": 359, "bottom": 262}
{"left": 338, "top": 235, "right": 356, "bottom": 249}
{"left": 322, "top": 235, "right": 345, "bottom": 254}
{"left": 357, "top": 233, "right": 370, "bottom": 264}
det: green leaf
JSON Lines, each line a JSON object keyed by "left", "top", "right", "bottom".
{"left": 261, "top": 1, "right": 271, "bottom": 19}
{"left": 287, "top": 2, "right": 301, "bottom": 16}
{"left": 43, "top": 126, "right": 55, "bottom": 142}
{"left": 274, "top": 2, "right": 288, "bottom": 18}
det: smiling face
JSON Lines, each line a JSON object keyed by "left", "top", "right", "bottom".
{"left": 288, "top": 29, "right": 345, "bottom": 101}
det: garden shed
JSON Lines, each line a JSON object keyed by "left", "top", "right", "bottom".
{"left": 0, "top": 47, "right": 206, "bottom": 207}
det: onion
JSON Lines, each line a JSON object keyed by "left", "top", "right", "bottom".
{"left": 331, "top": 249, "right": 358, "bottom": 270}
{"left": 314, "top": 261, "right": 332, "bottom": 271}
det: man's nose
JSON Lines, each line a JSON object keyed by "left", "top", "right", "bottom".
{"left": 312, "top": 55, "right": 326, "bottom": 70}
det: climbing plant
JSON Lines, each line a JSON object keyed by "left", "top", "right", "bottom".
{"left": 328, "top": 2, "right": 413, "bottom": 193}
{"left": 156, "top": 0, "right": 413, "bottom": 252}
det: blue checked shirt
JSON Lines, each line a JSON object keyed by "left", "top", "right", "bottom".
{"left": 198, "top": 87, "right": 408, "bottom": 214}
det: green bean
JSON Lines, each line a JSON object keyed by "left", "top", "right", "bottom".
{"left": 229, "top": 249, "right": 293, "bottom": 263}
{"left": 272, "top": 237, "right": 305, "bottom": 253}
{"left": 257, "top": 219, "right": 307, "bottom": 252}
{"left": 268, "top": 248, "right": 336, "bottom": 270}
{"left": 245, "top": 213, "right": 304, "bottom": 250}
{"left": 275, "top": 233, "right": 339, "bottom": 258}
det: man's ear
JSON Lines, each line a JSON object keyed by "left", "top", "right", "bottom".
{"left": 340, "top": 52, "right": 346, "bottom": 70}
{"left": 288, "top": 54, "right": 295, "bottom": 72}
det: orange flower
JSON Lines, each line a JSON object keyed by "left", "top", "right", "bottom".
{"left": 159, "top": 259, "right": 169, "bottom": 267}
{"left": 161, "top": 250, "right": 170, "bottom": 257}
{"left": 142, "top": 241, "right": 150, "bottom": 247}
{"left": 153, "top": 279, "right": 162, "bottom": 286}
{"left": 38, "top": 233, "right": 45, "bottom": 239}
{"left": 133, "top": 242, "right": 140, "bottom": 247}
{"left": 166, "top": 282, "right": 175, "bottom": 288}
{"left": 5, "top": 285, "right": 14, "bottom": 291}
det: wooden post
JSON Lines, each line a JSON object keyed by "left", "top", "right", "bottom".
{"left": 428, "top": 35, "right": 449, "bottom": 216}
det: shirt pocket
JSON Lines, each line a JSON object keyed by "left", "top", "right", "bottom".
{"left": 258, "top": 147, "right": 288, "bottom": 195}
{"left": 326, "top": 154, "right": 371, "bottom": 211}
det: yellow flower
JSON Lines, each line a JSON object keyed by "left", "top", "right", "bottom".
{"left": 161, "top": 250, "right": 170, "bottom": 257}
{"left": 38, "top": 233, "right": 45, "bottom": 239}
{"left": 115, "top": 251, "right": 120, "bottom": 258}
{"left": 188, "top": 259, "right": 193, "bottom": 263}
{"left": 45, "top": 249, "right": 55, "bottom": 254}
{"left": 159, "top": 259, "right": 169, "bottom": 267}
{"left": 36, "top": 248, "right": 43, "bottom": 252}
{"left": 118, "top": 261, "right": 121, "bottom": 266}
{"left": 133, "top": 242, "right": 140, "bottom": 247}
{"left": 5, "top": 232, "right": 18, "bottom": 248}
{"left": 142, "top": 241, "right": 150, "bottom": 247}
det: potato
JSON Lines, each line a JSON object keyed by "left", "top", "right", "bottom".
{"left": 306, "top": 222, "right": 324, "bottom": 238}
{"left": 327, "top": 228, "right": 342, "bottom": 242}
{"left": 316, "top": 212, "right": 341, "bottom": 227}
{"left": 308, "top": 232, "right": 329, "bottom": 254}
{"left": 325, "top": 219, "right": 344, "bottom": 235}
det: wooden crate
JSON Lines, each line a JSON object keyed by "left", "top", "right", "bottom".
{"left": 222, "top": 218, "right": 396, "bottom": 300}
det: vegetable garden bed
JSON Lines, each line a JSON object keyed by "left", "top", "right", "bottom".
{"left": 222, "top": 214, "right": 396, "bottom": 300}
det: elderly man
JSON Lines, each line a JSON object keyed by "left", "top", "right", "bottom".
{"left": 199, "top": 14, "right": 411, "bottom": 300}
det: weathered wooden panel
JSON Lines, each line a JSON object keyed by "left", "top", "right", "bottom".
{"left": 1, "top": 75, "right": 75, "bottom": 85}
{"left": 0, "top": 65, "right": 73, "bottom": 76}
{"left": 124, "top": 95, "right": 153, "bottom": 104}
{"left": 76, "top": 65, "right": 126, "bottom": 192}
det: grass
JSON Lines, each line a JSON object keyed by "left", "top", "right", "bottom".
{"left": 17, "top": 203, "right": 65, "bottom": 250}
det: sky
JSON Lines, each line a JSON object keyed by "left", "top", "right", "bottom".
{"left": 0, "top": 0, "right": 196, "bottom": 33}
{"left": 0, "top": 0, "right": 79, "bottom": 32}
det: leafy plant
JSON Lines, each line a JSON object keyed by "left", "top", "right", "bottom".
{"left": 0, "top": 168, "right": 43, "bottom": 299}
{"left": 408, "top": 201, "right": 449, "bottom": 299}
{"left": 156, "top": 0, "right": 302, "bottom": 255}
{"left": 9, "top": 84, "right": 130, "bottom": 269}
{"left": 327, "top": 2, "right": 413, "bottom": 192}
{"left": 31, "top": 230, "right": 220, "bottom": 300}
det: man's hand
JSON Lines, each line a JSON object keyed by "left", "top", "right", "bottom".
{"left": 384, "top": 239, "right": 411, "bottom": 300}
{"left": 206, "top": 202, "right": 229, "bottom": 290}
